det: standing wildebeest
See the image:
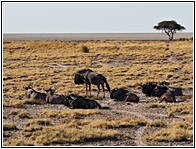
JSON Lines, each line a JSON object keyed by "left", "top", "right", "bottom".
{"left": 141, "top": 82, "right": 157, "bottom": 96}
{"left": 158, "top": 90, "right": 176, "bottom": 103}
{"left": 74, "top": 69, "right": 110, "bottom": 98}
{"left": 23, "top": 85, "right": 46, "bottom": 100}
{"left": 44, "top": 88, "right": 69, "bottom": 105}
{"left": 66, "top": 94, "right": 109, "bottom": 109}
{"left": 110, "top": 88, "right": 139, "bottom": 102}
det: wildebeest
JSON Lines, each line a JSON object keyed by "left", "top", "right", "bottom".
{"left": 23, "top": 85, "right": 46, "bottom": 100}
{"left": 44, "top": 88, "right": 69, "bottom": 105}
{"left": 158, "top": 81, "right": 183, "bottom": 96}
{"left": 110, "top": 88, "right": 139, "bottom": 102}
{"left": 141, "top": 82, "right": 157, "bottom": 96}
{"left": 74, "top": 69, "right": 110, "bottom": 98}
{"left": 151, "top": 85, "right": 168, "bottom": 97}
{"left": 168, "top": 87, "right": 183, "bottom": 96}
{"left": 66, "top": 94, "right": 109, "bottom": 109}
{"left": 158, "top": 90, "right": 176, "bottom": 103}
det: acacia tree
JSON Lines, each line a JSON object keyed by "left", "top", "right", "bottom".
{"left": 153, "top": 20, "right": 185, "bottom": 40}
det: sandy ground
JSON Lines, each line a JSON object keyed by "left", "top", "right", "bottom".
{"left": 3, "top": 33, "right": 193, "bottom": 41}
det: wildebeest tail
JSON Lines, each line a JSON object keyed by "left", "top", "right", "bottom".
{"left": 103, "top": 77, "right": 110, "bottom": 92}
{"left": 100, "top": 106, "right": 111, "bottom": 110}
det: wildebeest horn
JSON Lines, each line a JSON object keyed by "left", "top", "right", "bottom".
{"left": 28, "top": 85, "right": 32, "bottom": 89}
{"left": 23, "top": 85, "right": 28, "bottom": 90}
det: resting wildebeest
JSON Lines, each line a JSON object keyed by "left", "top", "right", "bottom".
{"left": 74, "top": 69, "right": 110, "bottom": 98}
{"left": 110, "top": 88, "right": 139, "bottom": 102}
{"left": 44, "top": 88, "right": 69, "bottom": 105}
{"left": 168, "top": 87, "right": 183, "bottom": 96}
{"left": 141, "top": 82, "right": 157, "bottom": 96}
{"left": 66, "top": 94, "right": 109, "bottom": 109}
{"left": 151, "top": 85, "right": 168, "bottom": 97}
{"left": 23, "top": 85, "right": 46, "bottom": 100}
{"left": 158, "top": 81, "right": 183, "bottom": 96}
{"left": 158, "top": 90, "right": 176, "bottom": 103}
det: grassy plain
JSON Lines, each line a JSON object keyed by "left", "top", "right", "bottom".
{"left": 3, "top": 39, "right": 193, "bottom": 146}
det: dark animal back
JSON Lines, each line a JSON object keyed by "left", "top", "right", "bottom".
{"left": 111, "top": 88, "right": 128, "bottom": 101}
{"left": 152, "top": 86, "right": 168, "bottom": 97}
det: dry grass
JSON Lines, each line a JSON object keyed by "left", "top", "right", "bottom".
{"left": 145, "top": 103, "right": 166, "bottom": 109}
{"left": 4, "top": 116, "right": 145, "bottom": 146}
{"left": 3, "top": 40, "right": 193, "bottom": 98}
{"left": 166, "top": 97, "right": 193, "bottom": 117}
{"left": 3, "top": 39, "right": 193, "bottom": 146}
{"left": 144, "top": 116, "right": 193, "bottom": 142}
{"left": 9, "top": 109, "right": 29, "bottom": 118}
{"left": 38, "top": 109, "right": 101, "bottom": 119}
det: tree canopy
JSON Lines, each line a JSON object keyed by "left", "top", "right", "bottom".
{"left": 154, "top": 20, "right": 185, "bottom": 40}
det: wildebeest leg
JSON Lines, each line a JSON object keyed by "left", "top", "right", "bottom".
{"left": 86, "top": 83, "right": 88, "bottom": 96}
{"left": 124, "top": 95, "right": 129, "bottom": 102}
{"left": 89, "top": 84, "right": 91, "bottom": 96}
{"left": 97, "top": 84, "right": 101, "bottom": 97}
{"left": 101, "top": 83, "right": 105, "bottom": 98}
{"left": 158, "top": 97, "right": 164, "bottom": 103}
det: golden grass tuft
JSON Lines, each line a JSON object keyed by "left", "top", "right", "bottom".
{"left": 3, "top": 123, "right": 18, "bottom": 131}
{"left": 147, "top": 119, "right": 165, "bottom": 127}
{"left": 9, "top": 109, "right": 29, "bottom": 118}
{"left": 3, "top": 99, "right": 25, "bottom": 108}
{"left": 145, "top": 103, "right": 166, "bottom": 109}
{"left": 38, "top": 109, "right": 101, "bottom": 119}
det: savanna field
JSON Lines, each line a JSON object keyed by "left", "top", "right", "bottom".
{"left": 3, "top": 39, "right": 193, "bottom": 146}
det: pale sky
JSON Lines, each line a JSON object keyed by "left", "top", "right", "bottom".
{"left": 2, "top": 2, "right": 194, "bottom": 33}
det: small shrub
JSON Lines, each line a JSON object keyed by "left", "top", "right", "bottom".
{"left": 81, "top": 45, "right": 90, "bottom": 53}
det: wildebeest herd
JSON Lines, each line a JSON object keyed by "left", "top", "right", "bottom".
{"left": 23, "top": 69, "right": 183, "bottom": 109}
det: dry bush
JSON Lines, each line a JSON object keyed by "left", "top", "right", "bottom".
{"left": 81, "top": 45, "right": 90, "bottom": 53}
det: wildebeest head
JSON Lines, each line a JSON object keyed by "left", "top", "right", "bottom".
{"left": 23, "top": 85, "right": 32, "bottom": 90}
{"left": 141, "top": 82, "right": 157, "bottom": 96}
{"left": 110, "top": 88, "right": 118, "bottom": 99}
{"left": 159, "top": 81, "right": 170, "bottom": 86}
{"left": 74, "top": 73, "right": 85, "bottom": 84}
{"left": 110, "top": 88, "right": 128, "bottom": 101}
{"left": 23, "top": 85, "right": 34, "bottom": 98}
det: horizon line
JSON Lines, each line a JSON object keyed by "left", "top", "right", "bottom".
{"left": 3, "top": 32, "right": 193, "bottom": 34}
